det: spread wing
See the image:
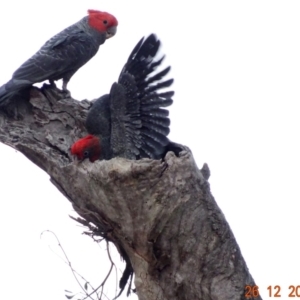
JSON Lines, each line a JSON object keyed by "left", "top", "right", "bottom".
{"left": 110, "top": 34, "right": 174, "bottom": 159}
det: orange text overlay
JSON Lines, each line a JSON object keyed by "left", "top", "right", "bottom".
{"left": 245, "top": 285, "right": 300, "bottom": 298}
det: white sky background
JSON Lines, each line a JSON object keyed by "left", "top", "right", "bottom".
{"left": 0, "top": 1, "right": 299, "bottom": 299}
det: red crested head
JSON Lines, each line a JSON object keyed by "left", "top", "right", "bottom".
{"left": 87, "top": 10, "right": 118, "bottom": 38}
{"left": 71, "top": 135, "right": 101, "bottom": 162}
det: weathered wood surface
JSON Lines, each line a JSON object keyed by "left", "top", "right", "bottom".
{"left": 0, "top": 86, "right": 260, "bottom": 300}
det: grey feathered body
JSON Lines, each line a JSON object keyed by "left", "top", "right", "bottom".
{"left": 86, "top": 34, "right": 181, "bottom": 160}
{"left": 0, "top": 17, "right": 106, "bottom": 104}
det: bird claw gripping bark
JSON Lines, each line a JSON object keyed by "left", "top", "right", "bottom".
{"left": 61, "top": 89, "right": 71, "bottom": 99}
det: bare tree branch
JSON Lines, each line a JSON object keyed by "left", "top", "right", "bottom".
{"left": 0, "top": 87, "right": 261, "bottom": 300}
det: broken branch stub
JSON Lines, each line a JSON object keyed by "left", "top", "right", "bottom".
{"left": 0, "top": 86, "right": 260, "bottom": 300}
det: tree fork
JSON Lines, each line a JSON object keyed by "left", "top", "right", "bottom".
{"left": 0, "top": 85, "right": 261, "bottom": 300}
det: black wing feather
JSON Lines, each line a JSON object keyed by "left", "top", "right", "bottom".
{"left": 110, "top": 34, "right": 174, "bottom": 159}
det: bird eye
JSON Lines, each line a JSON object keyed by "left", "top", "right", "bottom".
{"left": 103, "top": 20, "right": 108, "bottom": 25}
{"left": 84, "top": 150, "right": 89, "bottom": 158}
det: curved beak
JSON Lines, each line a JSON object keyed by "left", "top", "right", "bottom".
{"left": 71, "top": 154, "right": 83, "bottom": 165}
{"left": 106, "top": 26, "right": 117, "bottom": 39}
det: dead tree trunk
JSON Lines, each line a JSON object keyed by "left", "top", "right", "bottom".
{"left": 0, "top": 86, "right": 261, "bottom": 300}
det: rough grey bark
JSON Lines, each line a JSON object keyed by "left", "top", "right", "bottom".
{"left": 0, "top": 85, "right": 261, "bottom": 300}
